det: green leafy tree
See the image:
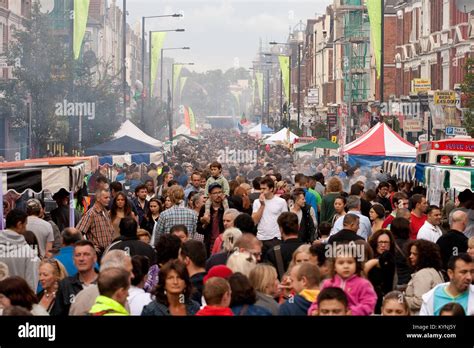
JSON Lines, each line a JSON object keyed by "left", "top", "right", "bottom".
{"left": 461, "top": 58, "right": 474, "bottom": 137}
{"left": 0, "top": 2, "right": 123, "bottom": 156}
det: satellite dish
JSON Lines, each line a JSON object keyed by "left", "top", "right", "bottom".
{"left": 38, "top": 0, "right": 55, "bottom": 13}
{"left": 456, "top": 0, "right": 474, "bottom": 13}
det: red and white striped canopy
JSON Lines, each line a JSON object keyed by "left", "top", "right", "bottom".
{"left": 343, "top": 122, "right": 416, "bottom": 158}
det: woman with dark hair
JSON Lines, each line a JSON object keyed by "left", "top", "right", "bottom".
{"left": 387, "top": 179, "right": 398, "bottom": 210}
{"left": 140, "top": 198, "right": 162, "bottom": 234}
{"left": 0, "top": 276, "right": 48, "bottom": 315}
{"left": 365, "top": 229, "right": 397, "bottom": 314}
{"left": 141, "top": 260, "right": 200, "bottom": 316}
{"left": 404, "top": 239, "right": 444, "bottom": 315}
{"left": 228, "top": 272, "right": 272, "bottom": 316}
{"left": 369, "top": 204, "right": 386, "bottom": 233}
{"left": 128, "top": 255, "right": 152, "bottom": 315}
{"left": 331, "top": 196, "right": 347, "bottom": 226}
{"left": 439, "top": 302, "right": 466, "bottom": 316}
{"left": 144, "top": 234, "right": 182, "bottom": 293}
{"left": 390, "top": 217, "right": 411, "bottom": 288}
{"left": 110, "top": 192, "right": 137, "bottom": 239}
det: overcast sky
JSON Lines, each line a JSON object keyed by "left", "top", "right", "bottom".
{"left": 123, "top": 0, "right": 332, "bottom": 73}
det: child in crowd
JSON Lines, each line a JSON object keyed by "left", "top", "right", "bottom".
{"left": 204, "top": 162, "right": 230, "bottom": 216}
{"left": 308, "top": 246, "right": 377, "bottom": 316}
{"left": 312, "top": 287, "right": 350, "bottom": 316}
{"left": 468, "top": 237, "right": 474, "bottom": 259}
{"left": 381, "top": 291, "right": 410, "bottom": 316}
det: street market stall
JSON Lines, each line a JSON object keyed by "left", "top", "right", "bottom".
{"left": 343, "top": 122, "right": 416, "bottom": 166}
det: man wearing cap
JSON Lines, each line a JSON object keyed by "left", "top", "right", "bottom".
{"left": 197, "top": 183, "right": 226, "bottom": 255}
{"left": 26, "top": 198, "right": 54, "bottom": 258}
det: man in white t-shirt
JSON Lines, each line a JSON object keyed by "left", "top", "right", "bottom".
{"left": 417, "top": 205, "right": 443, "bottom": 243}
{"left": 252, "top": 177, "right": 288, "bottom": 255}
{"left": 26, "top": 198, "right": 54, "bottom": 258}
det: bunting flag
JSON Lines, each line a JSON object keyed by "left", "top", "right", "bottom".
{"left": 367, "top": 0, "right": 382, "bottom": 79}
{"left": 188, "top": 106, "right": 196, "bottom": 132}
{"left": 73, "top": 0, "right": 90, "bottom": 60}
{"left": 180, "top": 77, "right": 188, "bottom": 96}
{"left": 184, "top": 106, "right": 191, "bottom": 129}
{"left": 173, "top": 65, "right": 183, "bottom": 94}
{"left": 150, "top": 32, "right": 167, "bottom": 96}
{"left": 255, "top": 72, "right": 264, "bottom": 104}
{"left": 278, "top": 56, "right": 290, "bottom": 101}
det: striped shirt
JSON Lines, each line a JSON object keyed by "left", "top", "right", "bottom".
{"left": 152, "top": 206, "right": 198, "bottom": 245}
{"left": 76, "top": 204, "right": 115, "bottom": 253}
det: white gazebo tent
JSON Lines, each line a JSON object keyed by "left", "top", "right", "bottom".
{"left": 114, "top": 120, "right": 162, "bottom": 147}
{"left": 264, "top": 128, "right": 299, "bottom": 145}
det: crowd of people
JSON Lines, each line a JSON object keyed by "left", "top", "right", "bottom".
{"left": 0, "top": 129, "right": 473, "bottom": 316}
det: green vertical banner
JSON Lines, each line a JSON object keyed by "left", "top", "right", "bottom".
{"left": 150, "top": 32, "right": 167, "bottom": 96}
{"left": 256, "top": 72, "right": 264, "bottom": 104}
{"left": 180, "top": 76, "right": 188, "bottom": 96}
{"left": 231, "top": 91, "right": 241, "bottom": 112}
{"left": 367, "top": 0, "right": 382, "bottom": 79}
{"left": 73, "top": 0, "right": 90, "bottom": 60}
{"left": 173, "top": 65, "right": 183, "bottom": 94}
{"left": 189, "top": 106, "right": 196, "bottom": 132}
{"left": 278, "top": 56, "right": 290, "bottom": 101}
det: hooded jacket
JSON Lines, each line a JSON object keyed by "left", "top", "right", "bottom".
{"left": 308, "top": 275, "right": 377, "bottom": 316}
{"left": 278, "top": 289, "right": 320, "bottom": 316}
{"left": 89, "top": 295, "right": 129, "bottom": 316}
{"left": 420, "top": 282, "right": 474, "bottom": 316}
{"left": 0, "top": 229, "right": 40, "bottom": 290}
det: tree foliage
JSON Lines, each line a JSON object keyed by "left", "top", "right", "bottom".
{"left": 461, "top": 58, "right": 474, "bottom": 137}
{"left": 0, "top": 2, "right": 122, "bottom": 156}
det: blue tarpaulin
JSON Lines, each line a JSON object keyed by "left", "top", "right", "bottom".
{"left": 85, "top": 136, "right": 162, "bottom": 156}
{"left": 347, "top": 155, "right": 416, "bottom": 167}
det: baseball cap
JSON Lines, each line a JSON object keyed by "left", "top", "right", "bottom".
{"left": 208, "top": 182, "right": 222, "bottom": 193}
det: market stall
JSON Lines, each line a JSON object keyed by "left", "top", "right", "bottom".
{"left": 343, "top": 122, "right": 416, "bottom": 166}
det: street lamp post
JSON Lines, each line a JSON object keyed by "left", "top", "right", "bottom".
{"left": 140, "top": 13, "right": 182, "bottom": 128}
{"left": 161, "top": 46, "right": 190, "bottom": 101}
{"left": 122, "top": 0, "right": 126, "bottom": 122}
{"left": 171, "top": 62, "right": 194, "bottom": 141}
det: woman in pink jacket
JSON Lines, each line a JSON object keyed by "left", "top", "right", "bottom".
{"left": 308, "top": 247, "right": 377, "bottom": 316}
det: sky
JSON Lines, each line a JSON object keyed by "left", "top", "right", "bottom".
{"left": 123, "top": 0, "right": 333, "bottom": 73}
